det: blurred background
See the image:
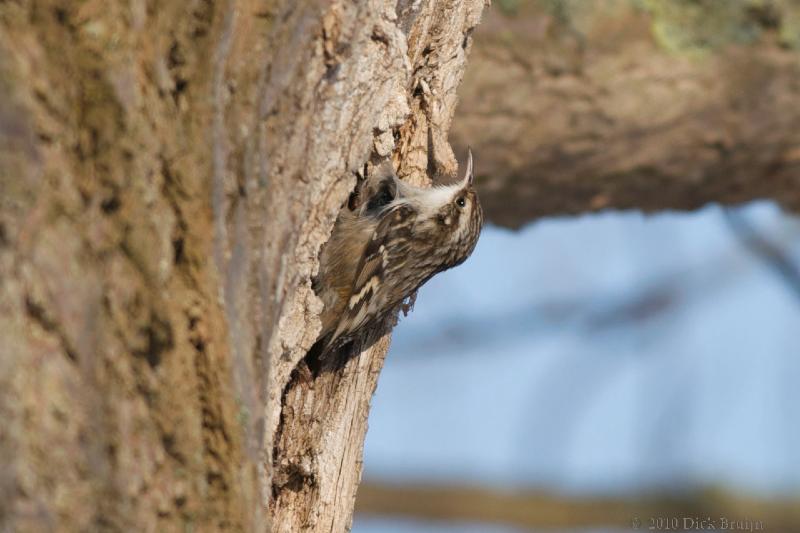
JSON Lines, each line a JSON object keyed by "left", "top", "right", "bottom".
{"left": 353, "top": 1, "right": 800, "bottom": 531}
{"left": 353, "top": 203, "right": 800, "bottom": 532}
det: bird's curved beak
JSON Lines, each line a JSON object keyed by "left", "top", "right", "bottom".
{"left": 462, "top": 148, "right": 474, "bottom": 187}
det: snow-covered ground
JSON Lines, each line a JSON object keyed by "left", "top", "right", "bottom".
{"left": 354, "top": 201, "right": 800, "bottom": 532}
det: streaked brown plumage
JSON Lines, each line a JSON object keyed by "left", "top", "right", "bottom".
{"left": 315, "top": 150, "right": 483, "bottom": 354}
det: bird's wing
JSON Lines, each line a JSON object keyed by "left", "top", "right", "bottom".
{"left": 330, "top": 203, "right": 416, "bottom": 345}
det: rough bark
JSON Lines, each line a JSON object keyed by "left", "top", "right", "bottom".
{"left": 0, "top": 1, "right": 485, "bottom": 532}
{"left": 452, "top": 1, "right": 800, "bottom": 227}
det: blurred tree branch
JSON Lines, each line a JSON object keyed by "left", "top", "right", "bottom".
{"left": 356, "top": 482, "right": 800, "bottom": 531}
{"left": 453, "top": 1, "right": 800, "bottom": 226}
{"left": 725, "top": 209, "right": 800, "bottom": 301}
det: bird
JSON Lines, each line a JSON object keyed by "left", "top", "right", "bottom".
{"left": 314, "top": 149, "right": 483, "bottom": 356}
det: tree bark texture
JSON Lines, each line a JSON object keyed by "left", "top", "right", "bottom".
{"left": 451, "top": 1, "right": 800, "bottom": 227}
{"left": 0, "top": 1, "right": 486, "bottom": 532}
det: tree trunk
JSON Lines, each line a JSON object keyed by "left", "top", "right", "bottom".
{"left": 0, "top": 1, "right": 486, "bottom": 531}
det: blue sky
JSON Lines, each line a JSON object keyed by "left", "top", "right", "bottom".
{"left": 360, "top": 201, "right": 800, "bottom": 498}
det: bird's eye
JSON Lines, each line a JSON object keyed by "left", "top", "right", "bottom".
{"left": 456, "top": 196, "right": 466, "bottom": 208}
